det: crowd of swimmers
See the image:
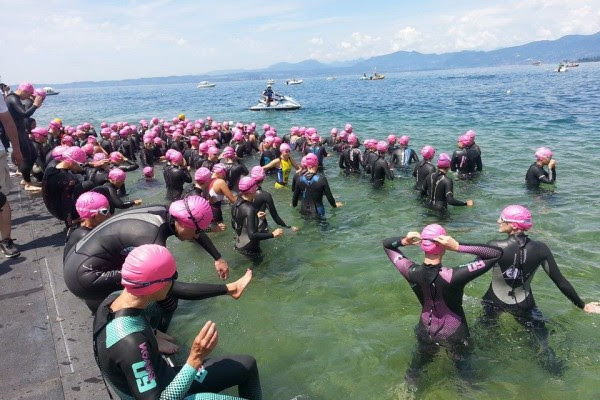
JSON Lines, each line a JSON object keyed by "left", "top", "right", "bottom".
{"left": 0, "top": 80, "right": 597, "bottom": 398}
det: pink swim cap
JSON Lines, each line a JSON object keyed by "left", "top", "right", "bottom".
{"left": 387, "top": 134, "right": 397, "bottom": 144}
{"left": 87, "top": 136, "right": 98, "bottom": 144}
{"left": 76, "top": 191, "right": 109, "bottom": 220}
{"left": 121, "top": 244, "right": 177, "bottom": 296}
{"left": 190, "top": 135, "right": 199, "bottom": 144}
{"left": 100, "top": 128, "right": 111, "bottom": 137}
{"left": 52, "top": 145, "right": 68, "bottom": 160}
{"left": 164, "top": 149, "right": 177, "bottom": 162}
{"left": 300, "top": 156, "right": 308, "bottom": 168}
{"left": 222, "top": 146, "right": 236, "bottom": 159}
{"left": 82, "top": 122, "right": 91, "bottom": 130}
{"left": 81, "top": 143, "right": 94, "bottom": 155}
{"left": 170, "top": 150, "right": 184, "bottom": 165}
{"left": 376, "top": 141, "right": 388, "bottom": 153}
{"left": 263, "top": 123, "right": 271, "bottom": 132}
{"left": 33, "top": 89, "right": 47, "bottom": 100}
{"left": 119, "top": 127, "right": 131, "bottom": 137}
{"left": 233, "top": 131, "right": 243, "bottom": 141}
{"left": 437, "top": 153, "right": 451, "bottom": 168}
{"left": 458, "top": 134, "right": 472, "bottom": 147}
{"left": 100, "top": 122, "right": 108, "bottom": 129}
{"left": 344, "top": 123, "right": 353, "bottom": 132}
{"left": 207, "top": 146, "right": 219, "bottom": 156}
{"left": 273, "top": 137, "right": 283, "bottom": 145}
{"left": 465, "top": 130, "right": 476, "bottom": 139}
{"left": 420, "top": 224, "right": 447, "bottom": 255}
{"left": 140, "top": 119, "right": 148, "bottom": 127}
{"left": 535, "top": 147, "right": 552, "bottom": 161}
{"left": 169, "top": 196, "right": 212, "bottom": 230}
{"left": 197, "top": 142, "right": 208, "bottom": 154}
{"left": 223, "top": 121, "right": 230, "bottom": 127}
{"left": 31, "top": 127, "right": 48, "bottom": 139}
{"left": 109, "top": 152, "right": 123, "bottom": 163}
{"left": 331, "top": 128, "right": 338, "bottom": 136}
{"left": 238, "top": 176, "right": 258, "bottom": 193}
{"left": 49, "top": 120, "right": 61, "bottom": 130}
{"left": 108, "top": 168, "right": 126, "bottom": 182}
{"left": 500, "top": 205, "right": 533, "bottom": 231}
{"left": 194, "top": 167, "right": 212, "bottom": 184}
{"left": 399, "top": 135, "right": 409, "bottom": 146}
{"left": 251, "top": 165, "right": 265, "bottom": 182}
{"left": 151, "top": 117, "right": 159, "bottom": 124}
{"left": 63, "top": 146, "right": 87, "bottom": 164}
{"left": 305, "top": 153, "right": 319, "bottom": 168}
{"left": 212, "top": 163, "right": 226, "bottom": 176}
{"left": 348, "top": 133, "right": 358, "bottom": 145}
{"left": 153, "top": 137, "right": 163, "bottom": 145}
{"left": 280, "top": 143, "right": 291, "bottom": 153}
{"left": 421, "top": 145, "right": 435, "bottom": 160}
{"left": 143, "top": 136, "right": 153, "bottom": 144}
{"left": 93, "top": 152, "right": 107, "bottom": 162}
{"left": 143, "top": 166, "right": 154, "bottom": 178}
{"left": 339, "top": 131, "right": 348, "bottom": 141}
{"left": 264, "top": 136, "right": 275, "bottom": 145}
{"left": 62, "top": 135, "right": 74, "bottom": 145}
{"left": 310, "top": 133, "right": 320, "bottom": 142}
{"left": 110, "top": 132, "right": 119, "bottom": 139}
{"left": 18, "top": 82, "right": 34, "bottom": 95}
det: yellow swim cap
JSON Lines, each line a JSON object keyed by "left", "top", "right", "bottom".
{"left": 178, "top": 114, "right": 185, "bottom": 121}
{"left": 54, "top": 117, "right": 62, "bottom": 123}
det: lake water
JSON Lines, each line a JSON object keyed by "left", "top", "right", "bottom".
{"left": 35, "top": 63, "right": 600, "bottom": 399}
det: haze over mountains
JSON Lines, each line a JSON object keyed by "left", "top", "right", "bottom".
{"left": 47, "top": 32, "right": 600, "bottom": 88}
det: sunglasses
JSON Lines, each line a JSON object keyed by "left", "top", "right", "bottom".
{"left": 183, "top": 197, "right": 203, "bottom": 234}
{"left": 122, "top": 271, "right": 178, "bottom": 289}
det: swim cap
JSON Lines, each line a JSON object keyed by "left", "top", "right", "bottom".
{"left": 238, "top": 176, "right": 258, "bottom": 193}
{"left": 221, "top": 146, "right": 236, "bottom": 159}
{"left": 108, "top": 168, "right": 126, "bottom": 182}
{"left": 143, "top": 166, "right": 154, "bottom": 178}
{"left": 465, "top": 130, "right": 476, "bottom": 139}
{"left": 109, "top": 152, "right": 123, "bottom": 163}
{"left": 376, "top": 141, "right": 388, "bottom": 153}
{"left": 119, "top": 127, "right": 131, "bottom": 137}
{"left": 212, "top": 163, "right": 226, "bottom": 176}
{"left": 67, "top": 126, "right": 76, "bottom": 135}
{"left": 500, "top": 205, "right": 533, "bottom": 231}
{"left": 305, "top": 153, "right": 319, "bottom": 168}
{"left": 49, "top": 120, "right": 61, "bottom": 130}
{"left": 264, "top": 136, "right": 275, "bottom": 145}
{"left": 387, "top": 134, "right": 397, "bottom": 144}
{"left": 62, "top": 135, "right": 74, "bottom": 145}
{"left": 110, "top": 132, "right": 119, "bottom": 139}
{"left": 100, "top": 128, "right": 111, "bottom": 137}
{"left": 309, "top": 133, "right": 319, "bottom": 142}
{"left": 331, "top": 128, "right": 338, "bottom": 136}
{"left": 399, "top": 135, "right": 409, "bottom": 146}
{"left": 81, "top": 143, "right": 94, "bottom": 155}
{"left": 178, "top": 113, "right": 185, "bottom": 121}
{"left": 52, "top": 145, "right": 68, "bottom": 160}
{"left": 280, "top": 143, "right": 291, "bottom": 153}
{"left": 129, "top": 125, "right": 137, "bottom": 133}
{"left": 250, "top": 165, "right": 265, "bottom": 182}
{"left": 207, "top": 146, "right": 219, "bottom": 156}
{"left": 421, "top": 145, "right": 435, "bottom": 160}
{"left": 458, "top": 134, "right": 472, "bottom": 147}
{"left": 190, "top": 135, "right": 199, "bottom": 144}
{"left": 535, "top": 147, "right": 552, "bottom": 161}
{"left": 345, "top": 123, "right": 353, "bottom": 132}
{"left": 348, "top": 133, "right": 358, "bottom": 145}
{"left": 93, "top": 152, "right": 107, "bottom": 162}
{"left": 306, "top": 127, "right": 317, "bottom": 135}
{"left": 151, "top": 117, "right": 159, "bottom": 124}
{"left": 273, "top": 137, "right": 283, "bottom": 145}
{"left": 437, "top": 153, "right": 451, "bottom": 168}
{"left": 194, "top": 167, "right": 212, "bottom": 184}
{"left": 169, "top": 196, "right": 212, "bottom": 230}
{"left": 121, "top": 244, "right": 177, "bottom": 296}
{"left": 87, "top": 136, "right": 98, "bottom": 144}
{"left": 18, "top": 82, "right": 34, "bottom": 95}
{"left": 164, "top": 149, "right": 177, "bottom": 162}
{"left": 170, "top": 150, "right": 184, "bottom": 165}
{"left": 139, "top": 119, "right": 148, "bottom": 127}
{"left": 339, "top": 131, "right": 348, "bottom": 141}
{"left": 233, "top": 131, "right": 243, "bottom": 141}
{"left": 143, "top": 136, "right": 153, "bottom": 144}
{"left": 75, "top": 191, "right": 110, "bottom": 220}
{"left": 263, "top": 123, "right": 271, "bottom": 132}
{"left": 33, "top": 89, "right": 47, "bottom": 100}
{"left": 63, "top": 146, "right": 87, "bottom": 164}
{"left": 31, "top": 127, "right": 48, "bottom": 139}
{"left": 153, "top": 137, "right": 163, "bottom": 145}
{"left": 420, "top": 224, "right": 447, "bottom": 255}
{"left": 82, "top": 122, "right": 91, "bottom": 130}
{"left": 100, "top": 122, "right": 108, "bottom": 129}
{"left": 265, "top": 130, "right": 276, "bottom": 138}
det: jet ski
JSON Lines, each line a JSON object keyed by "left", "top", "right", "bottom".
{"left": 249, "top": 95, "right": 301, "bottom": 111}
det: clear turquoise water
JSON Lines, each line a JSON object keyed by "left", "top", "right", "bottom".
{"left": 37, "top": 64, "right": 600, "bottom": 399}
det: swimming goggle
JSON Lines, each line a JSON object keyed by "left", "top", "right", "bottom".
{"left": 499, "top": 217, "right": 531, "bottom": 224}
{"left": 90, "top": 208, "right": 110, "bottom": 216}
{"left": 122, "top": 271, "right": 178, "bottom": 289}
{"left": 183, "top": 197, "right": 203, "bottom": 234}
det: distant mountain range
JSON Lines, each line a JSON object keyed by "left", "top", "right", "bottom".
{"left": 42, "top": 32, "right": 600, "bottom": 88}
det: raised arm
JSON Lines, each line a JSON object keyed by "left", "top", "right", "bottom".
{"left": 382, "top": 236, "right": 415, "bottom": 279}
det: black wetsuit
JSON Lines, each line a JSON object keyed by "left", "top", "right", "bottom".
{"left": 421, "top": 171, "right": 467, "bottom": 210}
{"left": 390, "top": 147, "right": 419, "bottom": 168}
{"left": 363, "top": 150, "right": 379, "bottom": 174}
{"left": 119, "top": 137, "right": 138, "bottom": 161}
{"left": 412, "top": 161, "right": 436, "bottom": 192}
{"left": 383, "top": 238, "right": 502, "bottom": 383}
{"left": 93, "top": 293, "right": 261, "bottom": 400}
{"left": 140, "top": 147, "right": 157, "bottom": 167}
{"left": 42, "top": 166, "right": 93, "bottom": 222}
{"left": 4, "top": 93, "right": 38, "bottom": 181}
{"left": 451, "top": 147, "right": 482, "bottom": 179}
{"left": 163, "top": 165, "right": 192, "bottom": 201}
{"left": 169, "top": 140, "right": 186, "bottom": 153}
{"left": 63, "top": 206, "right": 226, "bottom": 314}
{"left": 32, "top": 141, "right": 51, "bottom": 181}
{"left": 370, "top": 156, "right": 394, "bottom": 184}
{"left": 292, "top": 172, "right": 337, "bottom": 218}
{"left": 253, "top": 186, "right": 290, "bottom": 230}
{"left": 103, "top": 182, "right": 136, "bottom": 210}
{"left": 231, "top": 198, "right": 274, "bottom": 256}
{"left": 199, "top": 158, "right": 216, "bottom": 171}
{"left": 339, "top": 147, "right": 363, "bottom": 173}
{"left": 525, "top": 163, "right": 556, "bottom": 188}
{"left": 303, "top": 145, "right": 328, "bottom": 170}
{"left": 221, "top": 161, "right": 248, "bottom": 191}
{"left": 64, "top": 226, "right": 92, "bottom": 261}
{"left": 184, "top": 148, "right": 201, "bottom": 169}
{"left": 480, "top": 233, "right": 584, "bottom": 375}
{"left": 259, "top": 149, "right": 276, "bottom": 168}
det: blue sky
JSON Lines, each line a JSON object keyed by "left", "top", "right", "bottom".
{"left": 2, "top": 0, "right": 599, "bottom": 83}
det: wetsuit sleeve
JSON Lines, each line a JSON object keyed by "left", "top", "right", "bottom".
{"left": 264, "top": 193, "right": 290, "bottom": 227}
{"left": 443, "top": 178, "right": 467, "bottom": 206}
{"left": 540, "top": 243, "right": 585, "bottom": 308}
{"left": 411, "top": 150, "right": 419, "bottom": 163}
{"left": 5, "top": 95, "right": 38, "bottom": 119}
{"left": 338, "top": 153, "right": 345, "bottom": 169}
{"left": 475, "top": 154, "right": 482, "bottom": 171}
{"left": 291, "top": 182, "right": 301, "bottom": 207}
{"left": 412, "top": 163, "right": 418, "bottom": 178}
{"left": 247, "top": 208, "right": 274, "bottom": 241}
{"left": 119, "top": 160, "right": 139, "bottom": 172}
{"left": 183, "top": 168, "right": 192, "bottom": 183}
{"left": 170, "top": 281, "right": 227, "bottom": 301}
{"left": 538, "top": 167, "right": 556, "bottom": 184}
{"left": 448, "top": 243, "right": 503, "bottom": 285}
{"left": 106, "top": 185, "right": 135, "bottom": 209}
{"left": 385, "top": 163, "right": 394, "bottom": 180}
{"left": 382, "top": 237, "right": 414, "bottom": 279}
{"left": 322, "top": 176, "right": 337, "bottom": 207}
{"left": 193, "top": 233, "right": 221, "bottom": 261}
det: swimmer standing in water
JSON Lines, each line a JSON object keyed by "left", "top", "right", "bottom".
{"left": 525, "top": 146, "right": 556, "bottom": 188}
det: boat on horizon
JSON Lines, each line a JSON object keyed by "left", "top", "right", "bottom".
{"left": 532, "top": 60, "right": 542, "bottom": 66}
{"left": 197, "top": 81, "right": 216, "bottom": 88}
{"left": 555, "top": 63, "right": 569, "bottom": 73}
{"left": 326, "top": 76, "right": 336, "bottom": 81}
{"left": 286, "top": 79, "right": 303, "bottom": 85}
{"left": 43, "top": 86, "right": 60, "bottom": 95}
{"left": 267, "top": 79, "right": 275, "bottom": 85}
{"left": 360, "top": 72, "right": 385, "bottom": 80}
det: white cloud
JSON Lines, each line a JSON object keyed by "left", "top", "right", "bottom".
{"left": 390, "top": 27, "right": 422, "bottom": 52}
{"left": 309, "top": 37, "right": 324, "bottom": 45}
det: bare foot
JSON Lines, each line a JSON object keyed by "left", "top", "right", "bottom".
{"left": 155, "top": 330, "right": 176, "bottom": 342}
{"left": 24, "top": 184, "right": 42, "bottom": 191}
{"left": 157, "top": 337, "right": 179, "bottom": 355}
{"left": 227, "top": 269, "right": 253, "bottom": 300}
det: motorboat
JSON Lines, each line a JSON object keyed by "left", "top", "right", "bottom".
{"left": 43, "top": 87, "right": 59, "bottom": 95}
{"left": 566, "top": 62, "right": 579, "bottom": 67}
{"left": 326, "top": 76, "right": 336, "bottom": 81}
{"left": 285, "top": 79, "right": 303, "bottom": 85}
{"left": 267, "top": 79, "right": 275, "bottom": 85}
{"left": 555, "top": 64, "right": 568, "bottom": 73}
{"left": 197, "top": 81, "right": 216, "bottom": 88}
{"left": 249, "top": 94, "right": 301, "bottom": 111}
{"left": 360, "top": 73, "right": 385, "bottom": 80}
{"left": 531, "top": 60, "right": 542, "bottom": 66}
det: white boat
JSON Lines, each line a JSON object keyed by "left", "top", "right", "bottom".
{"left": 197, "top": 81, "right": 216, "bottom": 88}
{"left": 360, "top": 72, "right": 385, "bottom": 80}
{"left": 554, "top": 64, "right": 568, "bottom": 73}
{"left": 249, "top": 95, "right": 301, "bottom": 111}
{"left": 285, "top": 79, "right": 303, "bottom": 85}
{"left": 267, "top": 79, "right": 275, "bottom": 85}
{"left": 326, "top": 76, "right": 336, "bottom": 81}
{"left": 43, "top": 86, "right": 59, "bottom": 95}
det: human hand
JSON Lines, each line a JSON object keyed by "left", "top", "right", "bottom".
{"left": 215, "top": 258, "right": 229, "bottom": 280}
{"left": 11, "top": 148, "right": 23, "bottom": 167}
{"left": 186, "top": 321, "right": 218, "bottom": 370}
{"left": 33, "top": 96, "right": 44, "bottom": 108}
{"left": 583, "top": 302, "right": 600, "bottom": 314}
{"left": 257, "top": 211, "right": 266, "bottom": 219}
{"left": 466, "top": 200, "right": 474, "bottom": 207}
{"left": 134, "top": 199, "right": 143, "bottom": 206}
{"left": 211, "top": 223, "right": 226, "bottom": 232}
{"left": 272, "top": 228, "right": 284, "bottom": 237}
{"left": 336, "top": 201, "right": 344, "bottom": 207}
{"left": 434, "top": 235, "right": 459, "bottom": 251}
{"left": 291, "top": 226, "right": 299, "bottom": 232}
{"left": 548, "top": 159, "right": 556, "bottom": 169}
{"left": 402, "top": 231, "right": 421, "bottom": 246}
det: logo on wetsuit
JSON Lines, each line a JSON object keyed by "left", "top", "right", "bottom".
{"left": 465, "top": 259, "right": 486, "bottom": 272}
{"left": 131, "top": 341, "right": 157, "bottom": 392}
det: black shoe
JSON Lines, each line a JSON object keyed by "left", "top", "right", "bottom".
{"left": 0, "top": 238, "right": 20, "bottom": 258}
